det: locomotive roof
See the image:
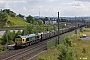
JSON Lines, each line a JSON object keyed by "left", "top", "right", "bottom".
{"left": 17, "top": 34, "right": 37, "bottom": 38}
{"left": 26, "top": 34, "right": 37, "bottom": 38}
{"left": 16, "top": 35, "right": 26, "bottom": 38}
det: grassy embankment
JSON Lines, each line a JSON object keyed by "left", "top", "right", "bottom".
{"left": 8, "top": 15, "right": 29, "bottom": 27}
{"left": 37, "top": 28, "right": 90, "bottom": 60}
{"left": 0, "top": 16, "right": 29, "bottom": 30}
{"left": 72, "top": 28, "right": 90, "bottom": 60}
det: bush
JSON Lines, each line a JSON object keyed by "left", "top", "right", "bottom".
{"left": 82, "top": 48, "right": 86, "bottom": 53}
{"left": 57, "top": 44, "right": 68, "bottom": 60}
{"left": 78, "top": 38, "right": 81, "bottom": 41}
{"left": 63, "top": 36, "right": 72, "bottom": 47}
{"left": 57, "top": 35, "right": 75, "bottom": 60}
{"left": 16, "top": 30, "right": 22, "bottom": 36}
{"left": 1, "top": 30, "right": 16, "bottom": 45}
{"left": 0, "top": 48, "right": 3, "bottom": 52}
{"left": 80, "top": 27, "right": 84, "bottom": 32}
{"left": 38, "top": 57, "right": 46, "bottom": 60}
{"left": 57, "top": 44, "right": 74, "bottom": 60}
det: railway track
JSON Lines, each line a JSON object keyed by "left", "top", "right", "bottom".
{"left": 0, "top": 40, "right": 47, "bottom": 60}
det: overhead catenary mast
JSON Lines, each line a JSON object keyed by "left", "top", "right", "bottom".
{"left": 39, "top": 12, "right": 40, "bottom": 20}
{"left": 75, "top": 16, "right": 77, "bottom": 34}
{"left": 58, "top": 12, "right": 60, "bottom": 44}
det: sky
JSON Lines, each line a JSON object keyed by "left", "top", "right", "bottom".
{"left": 0, "top": 0, "right": 90, "bottom": 17}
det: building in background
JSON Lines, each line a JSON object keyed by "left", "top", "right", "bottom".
{"left": 45, "top": 20, "right": 57, "bottom": 25}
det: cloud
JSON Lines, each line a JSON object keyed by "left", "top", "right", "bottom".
{"left": 63, "top": 1, "right": 85, "bottom": 8}
{"left": 0, "top": 0, "right": 27, "bottom": 9}
{"left": 0, "top": 1, "right": 9, "bottom": 9}
{"left": 26, "top": 0, "right": 56, "bottom": 4}
{"left": 0, "top": 0, "right": 90, "bottom": 17}
{"left": 75, "top": 0, "right": 90, "bottom": 2}
{"left": 60, "top": 1, "right": 90, "bottom": 17}
{"left": 15, "top": 0, "right": 90, "bottom": 17}
{"left": 0, "top": 0, "right": 56, "bottom": 9}
{"left": 0, "top": 0, "right": 27, "bottom": 3}
{"left": 23, "top": 7, "right": 26, "bottom": 10}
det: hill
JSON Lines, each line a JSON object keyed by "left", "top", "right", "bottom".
{"left": 7, "top": 15, "right": 29, "bottom": 27}
{"left": 0, "top": 9, "right": 29, "bottom": 28}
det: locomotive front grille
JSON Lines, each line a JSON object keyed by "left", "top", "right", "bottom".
{"left": 15, "top": 38, "right": 22, "bottom": 45}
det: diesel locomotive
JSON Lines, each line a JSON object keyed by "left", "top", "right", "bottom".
{"left": 15, "top": 33, "right": 42, "bottom": 47}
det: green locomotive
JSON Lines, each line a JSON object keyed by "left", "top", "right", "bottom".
{"left": 15, "top": 33, "right": 42, "bottom": 47}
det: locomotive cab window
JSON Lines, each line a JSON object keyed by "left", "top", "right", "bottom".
{"left": 26, "top": 38, "right": 29, "bottom": 41}
{"left": 37, "top": 36, "right": 39, "bottom": 38}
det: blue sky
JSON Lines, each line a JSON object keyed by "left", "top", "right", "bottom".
{"left": 0, "top": 0, "right": 90, "bottom": 17}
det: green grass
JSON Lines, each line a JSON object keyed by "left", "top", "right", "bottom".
{"left": 71, "top": 28, "right": 90, "bottom": 60}
{"left": 8, "top": 15, "right": 29, "bottom": 26}
{"left": 37, "top": 47, "right": 60, "bottom": 60}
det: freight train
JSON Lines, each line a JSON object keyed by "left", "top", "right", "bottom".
{"left": 14, "top": 25, "right": 85, "bottom": 48}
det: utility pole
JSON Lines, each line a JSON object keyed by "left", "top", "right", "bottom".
{"left": 57, "top": 12, "right": 60, "bottom": 44}
{"left": 75, "top": 16, "right": 77, "bottom": 34}
{"left": 6, "top": 30, "right": 8, "bottom": 49}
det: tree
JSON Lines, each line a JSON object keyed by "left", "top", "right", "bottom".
{"left": 37, "top": 20, "right": 43, "bottom": 25}
{"left": 1, "top": 30, "right": 16, "bottom": 44}
{"left": 21, "top": 29, "right": 28, "bottom": 35}
{"left": 57, "top": 44, "right": 74, "bottom": 60}
{"left": 2, "top": 9, "right": 10, "bottom": 14}
{"left": 17, "top": 14, "right": 24, "bottom": 18}
{"left": 26, "top": 15, "right": 35, "bottom": 24}
{"left": 12, "top": 30, "right": 16, "bottom": 42}
{"left": 63, "top": 36, "right": 72, "bottom": 47}
{"left": 1, "top": 32, "right": 7, "bottom": 44}
{"left": 57, "top": 35, "right": 74, "bottom": 60}
{"left": 44, "top": 17, "right": 48, "bottom": 21}
{"left": 2, "top": 9, "right": 16, "bottom": 17}
{"left": 16, "top": 30, "right": 22, "bottom": 36}
{"left": 0, "top": 11, "right": 8, "bottom": 21}
{"left": 43, "top": 17, "right": 48, "bottom": 24}
{"left": 53, "top": 25, "right": 57, "bottom": 30}
{"left": 57, "top": 44, "right": 68, "bottom": 60}
{"left": 0, "top": 11, "right": 8, "bottom": 27}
